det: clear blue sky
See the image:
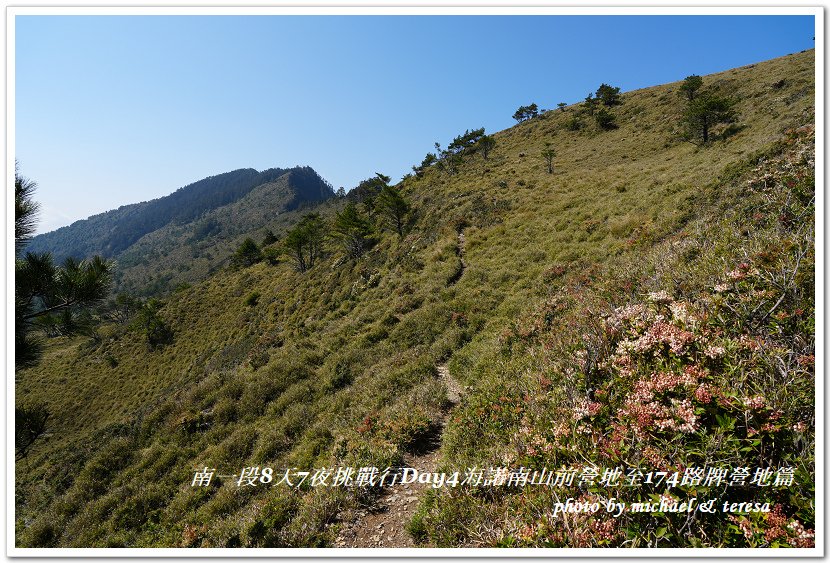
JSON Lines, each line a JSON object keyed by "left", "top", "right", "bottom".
{"left": 15, "top": 13, "right": 815, "bottom": 233}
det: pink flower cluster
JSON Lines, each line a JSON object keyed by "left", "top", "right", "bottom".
{"left": 669, "top": 301, "right": 698, "bottom": 330}
{"left": 747, "top": 496, "right": 816, "bottom": 548}
{"left": 791, "top": 421, "right": 808, "bottom": 433}
{"left": 633, "top": 321, "right": 695, "bottom": 355}
{"left": 605, "top": 303, "right": 651, "bottom": 335}
{"left": 724, "top": 262, "right": 759, "bottom": 282}
{"left": 726, "top": 269, "right": 747, "bottom": 281}
{"left": 543, "top": 493, "right": 620, "bottom": 547}
{"left": 787, "top": 519, "right": 816, "bottom": 548}
{"left": 619, "top": 366, "right": 712, "bottom": 438}
{"left": 670, "top": 399, "right": 698, "bottom": 433}
{"left": 519, "top": 421, "right": 557, "bottom": 457}
{"left": 694, "top": 384, "right": 713, "bottom": 404}
{"left": 610, "top": 350, "right": 636, "bottom": 378}
{"left": 704, "top": 345, "right": 726, "bottom": 359}
{"left": 573, "top": 399, "right": 603, "bottom": 421}
{"left": 618, "top": 369, "right": 702, "bottom": 438}
{"left": 728, "top": 515, "right": 754, "bottom": 540}
{"left": 647, "top": 290, "right": 673, "bottom": 304}
{"left": 743, "top": 395, "right": 766, "bottom": 410}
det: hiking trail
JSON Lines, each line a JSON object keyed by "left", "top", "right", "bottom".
{"left": 335, "top": 225, "right": 468, "bottom": 547}
{"left": 334, "top": 365, "right": 464, "bottom": 547}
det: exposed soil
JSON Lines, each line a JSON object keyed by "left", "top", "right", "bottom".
{"left": 437, "top": 364, "right": 462, "bottom": 405}
{"left": 334, "top": 448, "right": 441, "bottom": 548}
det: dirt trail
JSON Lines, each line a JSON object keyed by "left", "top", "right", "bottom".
{"left": 436, "top": 364, "right": 462, "bottom": 405}
{"left": 447, "top": 228, "right": 467, "bottom": 286}
{"left": 335, "top": 226, "right": 469, "bottom": 548}
{"left": 334, "top": 362, "right": 463, "bottom": 548}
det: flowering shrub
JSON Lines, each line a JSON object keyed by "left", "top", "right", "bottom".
{"left": 424, "top": 125, "right": 815, "bottom": 547}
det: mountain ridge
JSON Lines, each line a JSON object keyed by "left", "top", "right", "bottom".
{"left": 26, "top": 165, "right": 336, "bottom": 263}
{"left": 113, "top": 166, "right": 340, "bottom": 295}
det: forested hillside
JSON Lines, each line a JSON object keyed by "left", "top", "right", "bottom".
{"left": 15, "top": 49, "right": 814, "bottom": 549}
{"left": 26, "top": 166, "right": 335, "bottom": 268}
{"left": 112, "top": 166, "right": 338, "bottom": 296}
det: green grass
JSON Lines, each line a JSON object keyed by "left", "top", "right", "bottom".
{"left": 15, "top": 49, "right": 814, "bottom": 548}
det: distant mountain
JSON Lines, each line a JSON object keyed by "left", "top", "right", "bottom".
{"left": 26, "top": 166, "right": 335, "bottom": 263}
{"left": 113, "top": 166, "right": 340, "bottom": 295}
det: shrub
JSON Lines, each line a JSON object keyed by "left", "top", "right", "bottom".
{"left": 565, "top": 115, "right": 584, "bottom": 131}
{"left": 244, "top": 492, "right": 300, "bottom": 547}
{"left": 323, "top": 361, "right": 353, "bottom": 392}
{"left": 131, "top": 299, "right": 173, "bottom": 350}
{"left": 261, "top": 229, "right": 278, "bottom": 247}
{"left": 15, "top": 401, "right": 50, "bottom": 460}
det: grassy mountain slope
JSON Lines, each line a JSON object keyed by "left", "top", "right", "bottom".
{"left": 15, "top": 49, "right": 814, "bottom": 548}
{"left": 418, "top": 123, "right": 814, "bottom": 547}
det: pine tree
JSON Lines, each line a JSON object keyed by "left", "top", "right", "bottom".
{"left": 16, "top": 252, "right": 112, "bottom": 368}
{"left": 678, "top": 75, "right": 704, "bottom": 102}
{"left": 512, "top": 103, "right": 539, "bottom": 123}
{"left": 332, "top": 203, "right": 375, "bottom": 259}
{"left": 596, "top": 83, "right": 622, "bottom": 106}
{"left": 14, "top": 167, "right": 112, "bottom": 459}
{"left": 350, "top": 173, "right": 390, "bottom": 216}
{"left": 232, "top": 238, "right": 263, "bottom": 268}
{"left": 584, "top": 92, "right": 598, "bottom": 115}
{"left": 131, "top": 298, "right": 173, "bottom": 350}
{"left": 262, "top": 229, "right": 278, "bottom": 247}
{"left": 15, "top": 403, "right": 49, "bottom": 460}
{"left": 375, "top": 185, "right": 411, "bottom": 237}
{"left": 284, "top": 213, "right": 326, "bottom": 272}
{"left": 595, "top": 107, "right": 618, "bottom": 130}
{"left": 15, "top": 163, "right": 39, "bottom": 256}
{"left": 682, "top": 91, "right": 736, "bottom": 144}
{"left": 541, "top": 142, "right": 556, "bottom": 174}
{"left": 413, "top": 152, "right": 438, "bottom": 176}
{"left": 477, "top": 135, "right": 496, "bottom": 160}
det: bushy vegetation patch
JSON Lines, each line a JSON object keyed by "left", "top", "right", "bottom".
{"left": 419, "top": 125, "right": 814, "bottom": 547}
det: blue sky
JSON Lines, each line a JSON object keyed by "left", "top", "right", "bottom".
{"left": 15, "top": 13, "right": 815, "bottom": 233}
